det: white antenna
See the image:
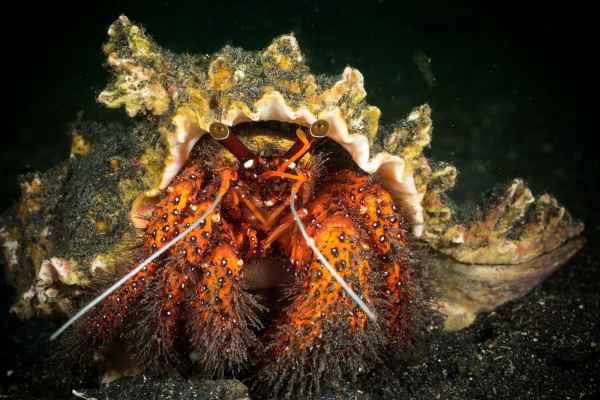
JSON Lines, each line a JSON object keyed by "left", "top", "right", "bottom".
{"left": 50, "top": 193, "right": 225, "bottom": 341}
{"left": 289, "top": 191, "right": 377, "bottom": 322}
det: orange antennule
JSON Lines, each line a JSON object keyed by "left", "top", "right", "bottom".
{"left": 278, "top": 128, "right": 312, "bottom": 172}
{"left": 260, "top": 127, "right": 314, "bottom": 182}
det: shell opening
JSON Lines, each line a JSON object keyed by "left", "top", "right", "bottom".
{"left": 165, "top": 91, "right": 424, "bottom": 236}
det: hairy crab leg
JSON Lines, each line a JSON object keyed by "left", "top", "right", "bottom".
{"left": 257, "top": 168, "right": 417, "bottom": 398}
{"left": 50, "top": 168, "right": 234, "bottom": 341}
{"left": 130, "top": 189, "right": 233, "bottom": 371}
{"left": 187, "top": 243, "right": 265, "bottom": 377}
{"left": 289, "top": 191, "right": 377, "bottom": 321}
{"left": 318, "top": 170, "right": 408, "bottom": 254}
{"left": 126, "top": 165, "right": 263, "bottom": 374}
{"left": 258, "top": 193, "right": 383, "bottom": 399}
{"left": 302, "top": 170, "right": 417, "bottom": 346}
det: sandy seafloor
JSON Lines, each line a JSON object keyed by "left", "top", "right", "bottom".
{"left": 0, "top": 249, "right": 600, "bottom": 400}
{"left": 3, "top": 1, "right": 598, "bottom": 399}
{"left": 1, "top": 247, "right": 598, "bottom": 399}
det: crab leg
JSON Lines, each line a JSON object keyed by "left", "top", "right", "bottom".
{"left": 318, "top": 169, "right": 409, "bottom": 255}
{"left": 258, "top": 169, "right": 415, "bottom": 398}
{"left": 259, "top": 206, "right": 384, "bottom": 399}
{"left": 187, "top": 243, "right": 264, "bottom": 377}
{"left": 137, "top": 166, "right": 263, "bottom": 375}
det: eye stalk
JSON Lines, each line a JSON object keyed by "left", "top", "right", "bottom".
{"left": 310, "top": 119, "right": 329, "bottom": 138}
{"left": 209, "top": 122, "right": 230, "bottom": 140}
{"left": 208, "top": 122, "right": 255, "bottom": 161}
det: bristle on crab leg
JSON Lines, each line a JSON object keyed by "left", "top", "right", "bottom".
{"left": 49, "top": 192, "right": 225, "bottom": 341}
{"left": 289, "top": 190, "right": 378, "bottom": 322}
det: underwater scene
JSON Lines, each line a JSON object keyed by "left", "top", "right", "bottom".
{"left": 3, "top": 1, "right": 597, "bottom": 399}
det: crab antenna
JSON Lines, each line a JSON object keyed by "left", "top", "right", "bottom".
{"left": 209, "top": 122, "right": 255, "bottom": 161}
{"left": 289, "top": 190, "right": 378, "bottom": 322}
{"left": 49, "top": 193, "right": 225, "bottom": 341}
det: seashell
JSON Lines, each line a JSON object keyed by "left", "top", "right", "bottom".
{"left": 98, "top": 16, "right": 427, "bottom": 236}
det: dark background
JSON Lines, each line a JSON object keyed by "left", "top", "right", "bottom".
{"left": 4, "top": 0, "right": 599, "bottom": 398}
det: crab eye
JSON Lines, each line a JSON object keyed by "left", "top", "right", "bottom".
{"left": 209, "top": 122, "right": 230, "bottom": 140}
{"left": 310, "top": 119, "right": 329, "bottom": 138}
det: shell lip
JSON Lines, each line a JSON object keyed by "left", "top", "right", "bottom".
{"left": 98, "top": 21, "right": 425, "bottom": 236}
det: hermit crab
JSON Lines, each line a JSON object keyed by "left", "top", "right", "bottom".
{"left": 0, "top": 15, "right": 585, "bottom": 399}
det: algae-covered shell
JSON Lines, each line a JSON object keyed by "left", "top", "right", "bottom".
{"left": 98, "top": 15, "right": 426, "bottom": 236}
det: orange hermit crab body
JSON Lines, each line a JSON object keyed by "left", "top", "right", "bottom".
{"left": 69, "top": 120, "right": 417, "bottom": 398}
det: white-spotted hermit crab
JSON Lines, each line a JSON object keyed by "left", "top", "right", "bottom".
{"left": 0, "top": 15, "right": 585, "bottom": 399}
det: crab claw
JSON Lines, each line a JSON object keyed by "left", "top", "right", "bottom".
{"left": 257, "top": 169, "right": 417, "bottom": 399}
{"left": 258, "top": 214, "right": 386, "bottom": 399}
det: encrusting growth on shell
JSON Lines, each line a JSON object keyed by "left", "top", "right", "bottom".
{"left": 425, "top": 179, "right": 584, "bottom": 265}
{"left": 99, "top": 15, "right": 424, "bottom": 237}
